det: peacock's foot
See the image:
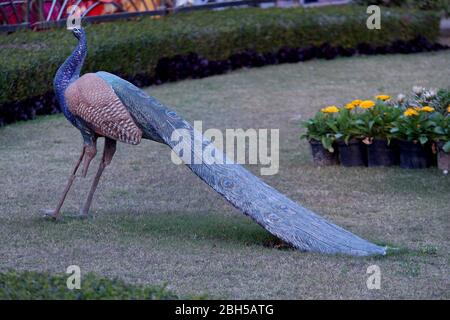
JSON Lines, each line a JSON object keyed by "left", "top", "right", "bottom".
{"left": 76, "top": 209, "right": 93, "bottom": 220}
{"left": 72, "top": 213, "right": 92, "bottom": 220}
{"left": 41, "top": 209, "right": 61, "bottom": 221}
{"left": 42, "top": 209, "right": 92, "bottom": 221}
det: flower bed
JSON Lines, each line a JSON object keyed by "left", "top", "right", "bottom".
{"left": 301, "top": 87, "right": 450, "bottom": 172}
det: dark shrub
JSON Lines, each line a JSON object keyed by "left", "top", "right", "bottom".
{"left": 0, "top": 6, "right": 441, "bottom": 106}
{"left": 353, "top": 0, "right": 449, "bottom": 14}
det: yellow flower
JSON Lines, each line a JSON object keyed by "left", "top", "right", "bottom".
{"left": 359, "top": 100, "right": 376, "bottom": 109}
{"left": 447, "top": 105, "right": 450, "bottom": 113}
{"left": 375, "top": 95, "right": 391, "bottom": 101}
{"left": 404, "top": 108, "right": 419, "bottom": 117}
{"left": 421, "top": 106, "right": 434, "bottom": 112}
{"left": 321, "top": 105, "right": 340, "bottom": 113}
{"left": 344, "top": 99, "right": 362, "bottom": 110}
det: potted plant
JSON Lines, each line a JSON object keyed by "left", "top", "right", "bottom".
{"left": 390, "top": 106, "right": 437, "bottom": 169}
{"left": 355, "top": 95, "right": 401, "bottom": 167}
{"left": 434, "top": 89, "right": 450, "bottom": 114}
{"left": 432, "top": 109, "right": 450, "bottom": 173}
{"left": 332, "top": 102, "right": 367, "bottom": 167}
{"left": 404, "top": 86, "right": 450, "bottom": 114}
{"left": 300, "top": 107, "right": 339, "bottom": 166}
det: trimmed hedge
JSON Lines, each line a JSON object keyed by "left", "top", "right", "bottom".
{"left": 0, "top": 270, "right": 180, "bottom": 299}
{"left": 0, "top": 6, "right": 442, "bottom": 124}
{"left": 353, "top": 0, "right": 450, "bottom": 15}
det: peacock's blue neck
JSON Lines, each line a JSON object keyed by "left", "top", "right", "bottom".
{"left": 54, "top": 31, "right": 87, "bottom": 124}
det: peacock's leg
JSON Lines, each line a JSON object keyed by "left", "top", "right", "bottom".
{"left": 81, "top": 140, "right": 98, "bottom": 177}
{"left": 43, "top": 146, "right": 87, "bottom": 220}
{"left": 79, "top": 138, "right": 117, "bottom": 218}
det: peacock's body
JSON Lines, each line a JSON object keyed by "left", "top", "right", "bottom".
{"left": 46, "top": 27, "right": 387, "bottom": 256}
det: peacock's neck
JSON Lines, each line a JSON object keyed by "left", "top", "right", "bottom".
{"left": 54, "top": 33, "right": 87, "bottom": 118}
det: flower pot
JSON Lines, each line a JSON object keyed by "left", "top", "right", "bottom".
{"left": 397, "top": 140, "right": 433, "bottom": 169}
{"left": 367, "top": 138, "right": 398, "bottom": 167}
{"left": 337, "top": 139, "right": 367, "bottom": 167}
{"left": 436, "top": 141, "right": 450, "bottom": 172}
{"left": 309, "top": 139, "right": 339, "bottom": 166}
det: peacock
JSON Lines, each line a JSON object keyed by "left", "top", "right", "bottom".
{"left": 45, "top": 27, "right": 387, "bottom": 256}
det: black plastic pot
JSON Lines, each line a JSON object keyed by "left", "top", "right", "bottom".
{"left": 309, "top": 140, "right": 339, "bottom": 166}
{"left": 337, "top": 139, "right": 367, "bottom": 167}
{"left": 367, "top": 138, "right": 398, "bottom": 167}
{"left": 436, "top": 141, "right": 450, "bottom": 172}
{"left": 397, "top": 140, "right": 433, "bottom": 169}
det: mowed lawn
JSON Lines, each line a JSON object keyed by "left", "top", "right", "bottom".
{"left": 0, "top": 51, "right": 449, "bottom": 299}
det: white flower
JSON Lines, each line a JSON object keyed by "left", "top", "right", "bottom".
{"left": 397, "top": 94, "right": 406, "bottom": 103}
{"left": 412, "top": 86, "right": 424, "bottom": 95}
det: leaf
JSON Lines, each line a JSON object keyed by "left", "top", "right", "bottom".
{"left": 433, "top": 126, "right": 445, "bottom": 135}
{"left": 419, "top": 136, "right": 428, "bottom": 145}
{"left": 390, "top": 127, "right": 399, "bottom": 133}
{"left": 321, "top": 136, "right": 334, "bottom": 152}
{"left": 443, "top": 141, "right": 450, "bottom": 153}
{"left": 327, "top": 123, "right": 338, "bottom": 132}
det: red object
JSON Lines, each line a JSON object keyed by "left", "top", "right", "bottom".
{"left": 0, "top": 0, "right": 118, "bottom": 26}
{"left": 29, "top": 1, "right": 61, "bottom": 25}
{"left": 0, "top": 0, "right": 24, "bottom": 24}
{"left": 68, "top": 0, "right": 112, "bottom": 17}
{"left": 85, "top": 2, "right": 105, "bottom": 17}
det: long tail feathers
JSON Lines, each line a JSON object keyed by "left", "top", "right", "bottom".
{"left": 97, "top": 71, "right": 387, "bottom": 256}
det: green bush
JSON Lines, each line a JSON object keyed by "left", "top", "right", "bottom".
{"left": 353, "top": 0, "right": 449, "bottom": 14}
{"left": 0, "top": 6, "right": 441, "bottom": 106}
{"left": 0, "top": 270, "right": 179, "bottom": 299}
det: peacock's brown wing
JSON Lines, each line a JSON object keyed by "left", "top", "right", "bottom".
{"left": 65, "top": 73, "right": 142, "bottom": 145}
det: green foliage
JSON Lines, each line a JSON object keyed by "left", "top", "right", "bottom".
{"left": 355, "top": 99, "right": 402, "bottom": 142}
{"left": 432, "top": 113, "right": 450, "bottom": 151}
{"left": 300, "top": 111, "right": 338, "bottom": 152}
{"left": 0, "top": 6, "right": 441, "bottom": 106}
{"left": 386, "top": 87, "right": 450, "bottom": 147}
{"left": 353, "top": 0, "right": 450, "bottom": 14}
{"left": 390, "top": 108, "right": 440, "bottom": 144}
{"left": 333, "top": 108, "right": 365, "bottom": 144}
{"left": 302, "top": 89, "right": 450, "bottom": 150}
{"left": 0, "top": 270, "right": 179, "bottom": 300}
{"left": 410, "top": 0, "right": 450, "bottom": 13}
{"left": 436, "top": 88, "right": 450, "bottom": 114}
{"left": 397, "top": 87, "right": 450, "bottom": 114}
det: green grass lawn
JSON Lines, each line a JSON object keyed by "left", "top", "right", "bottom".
{"left": 0, "top": 270, "right": 180, "bottom": 299}
{"left": 0, "top": 51, "right": 449, "bottom": 299}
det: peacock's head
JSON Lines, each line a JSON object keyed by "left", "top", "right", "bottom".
{"left": 72, "top": 27, "right": 84, "bottom": 40}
